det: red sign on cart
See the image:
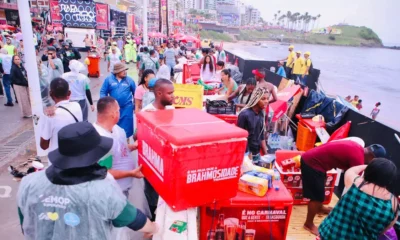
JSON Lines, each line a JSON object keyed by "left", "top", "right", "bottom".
{"left": 137, "top": 109, "right": 248, "bottom": 211}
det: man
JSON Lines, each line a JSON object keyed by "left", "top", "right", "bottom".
{"left": 252, "top": 68, "right": 278, "bottom": 104}
{"left": 83, "top": 34, "right": 92, "bottom": 51}
{"left": 142, "top": 79, "right": 174, "bottom": 221}
{"left": 279, "top": 45, "right": 296, "bottom": 79}
{"left": 94, "top": 96, "right": 144, "bottom": 196}
{"left": 17, "top": 40, "right": 25, "bottom": 63}
{"left": 4, "top": 38, "right": 16, "bottom": 56}
{"left": 109, "top": 41, "right": 122, "bottom": 56}
{"left": 107, "top": 47, "right": 122, "bottom": 73}
{"left": 100, "top": 63, "right": 136, "bottom": 139}
{"left": 46, "top": 46, "right": 64, "bottom": 80}
{"left": 18, "top": 122, "right": 158, "bottom": 239}
{"left": 0, "top": 48, "right": 13, "bottom": 106}
{"left": 61, "top": 60, "right": 95, "bottom": 122}
{"left": 59, "top": 42, "right": 81, "bottom": 73}
{"left": 237, "top": 87, "right": 270, "bottom": 160}
{"left": 142, "top": 78, "right": 175, "bottom": 111}
{"left": 163, "top": 43, "right": 176, "bottom": 77}
{"left": 292, "top": 51, "right": 305, "bottom": 83}
{"left": 39, "top": 78, "right": 83, "bottom": 154}
{"left": 173, "top": 42, "right": 180, "bottom": 57}
{"left": 351, "top": 95, "right": 360, "bottom": 107}
{"left": 141, "top": 49, "right": 159, "bottom": 74}
{"left": 301, "top": 141, "right": 386, "bottom": 235}
{"left": 301, "top": 51, "right": 312, "bottom": 86}
{"left": 217, "top": 46, "right": 226, "bottom": 63}
{"left": 276, "top": 61, "right": 287, "bottom": 78}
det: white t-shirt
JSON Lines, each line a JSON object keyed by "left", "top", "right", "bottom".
{"left": 156, "top": 64, "right": 171, "bottom": 80}
{"left": 61, "top": 72, "right": 90, "bottom": 101}
{"left": 141, "top": 103, "right": 175, "bottom": 111}
{"left": 93, "top": 123, "right": 134, "bottom": 191}
{"left": 40, "top": 100, "right": 83, "bottom": 157}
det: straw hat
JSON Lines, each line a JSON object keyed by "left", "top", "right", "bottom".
{"left": 113, "top": 63, "right": 128, "bottom": 74}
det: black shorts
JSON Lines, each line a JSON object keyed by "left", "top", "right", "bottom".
{"left": 301, "top": 158, "right": 326, "bottom": 202}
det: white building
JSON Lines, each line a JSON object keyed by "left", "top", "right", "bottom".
{"left": 184, "top": 0, "right": 196, "bottom": 9}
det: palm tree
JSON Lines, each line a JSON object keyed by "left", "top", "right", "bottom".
{"left": 278, "top": 15, "right": 286, "bottom": 28}
{"left": 316, "top": 14, "right": 321, "bottom": 29}
{"left": 311, "top": 16, "right": 317, "bottom": 30}
{"left": 274, "top": 13, "right": 277, "bottom": 21}
{"left": 286, "top": 11, "right": 292, "bottom": 30}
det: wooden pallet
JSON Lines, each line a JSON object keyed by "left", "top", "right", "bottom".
{"left": 287, "top": 195, "right": 339, "bottom": 240}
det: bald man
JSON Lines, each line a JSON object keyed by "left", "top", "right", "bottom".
{"left": 141, "top": 78, "right": 175, "bottom": 111}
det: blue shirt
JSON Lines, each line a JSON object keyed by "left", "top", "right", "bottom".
{"left": 164, "top": 48, "right": 176, "bottom": 65}
{"left": 100, "top": 74, "right": 136, "bottom": 108}
{"left": 277, "top": 66, "right": 287, "bottom": 78}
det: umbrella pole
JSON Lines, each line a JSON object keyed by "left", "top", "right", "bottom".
{"left": 17, "top": 0, "right": 46, "bottom": 156}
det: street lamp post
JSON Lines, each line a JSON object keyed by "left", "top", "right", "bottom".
{"left": 143, "top": 0, "right": 148, "bottom": 44}
{"left": 17, "top": 0, "right": 46, "bottom": 156}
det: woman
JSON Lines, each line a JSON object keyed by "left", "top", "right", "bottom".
{"left": 318, "top": 158, "right": 398, "bottom": 240}
{"left": 11, "top": 55, "right": 31, "bottom": 118}
{"left": 228, "top": 77, "right": 257, "bottom": 111}
{"left": 61, "top": 60, "right": 95, "bottom": 121}
{"left": 200, "top": 55, "right": 215, "bottom": 82}
{"left": 219, "top": 69, "right": 238, "bottom": 98}
{"left": 134, "top": 69, "right": 156, "bottom": 113}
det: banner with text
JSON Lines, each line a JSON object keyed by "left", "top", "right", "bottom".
{"left": 95, "top": 3, "right": 109, "bottom": 30}
{"left": 59, "top": 0, "right": 96, "bottom": 28}
{"left": 173, "top": 84, "right": 204, "bottom": 109}
{"left": 50, "top": 0, "right": 62, "bottom": 27}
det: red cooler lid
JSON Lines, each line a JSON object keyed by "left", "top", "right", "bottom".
{"left": 137, "top": 108, "right": 248, "bottom": 146}
{"left": 213, "top": 181, "right": 293, "bottom": 207}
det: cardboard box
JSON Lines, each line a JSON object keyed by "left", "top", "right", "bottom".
{"left": 137, "top": 109, "right": 248, "bottom": 211}
{"left": 200, "top": 181, "right": 293, "bottom": 240}
{"left": 286, "top": 187, "right": 334, "bottom": 205}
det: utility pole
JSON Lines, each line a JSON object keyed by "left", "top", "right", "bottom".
{"left": 17, "top": 0, "right": 46, "bottom": 156}
{"left": 143, "top": 0, "right": 148, "bottom": 44}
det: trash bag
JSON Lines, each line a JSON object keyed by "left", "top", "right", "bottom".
{"left": 226, "top": 64, "right": 243, "bottom": 84}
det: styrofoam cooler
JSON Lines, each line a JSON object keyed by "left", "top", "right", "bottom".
{"left": 136, "top": 109, "right": 248, "bottom": 211}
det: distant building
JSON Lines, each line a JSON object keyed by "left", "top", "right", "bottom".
{"left": 244, "top": 6, "right": 260, "bottom": 25}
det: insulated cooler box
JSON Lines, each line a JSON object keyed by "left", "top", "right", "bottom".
{"left": 137, "top": 108, "right": 248, "bottom": 211}
{"left": 200, "top": 181, "right": 293, "bottom": 240}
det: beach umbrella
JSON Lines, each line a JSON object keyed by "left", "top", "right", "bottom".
{"left": 172, "top": 32, "right": 185, "bottom": 39}
{"left": 173, "top": 20, "right": 183, "bottom": 27}
{"left": 148, "top": 31, "right": 160, "bottom": 38}
{"left": 0, "top": 24, "right": 16, "bottom": 31}
{"left": 177, "top": 35, "right": 200, "bottom": 43}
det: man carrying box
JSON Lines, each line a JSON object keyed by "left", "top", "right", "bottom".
{"left": 300, "top": 140, "right": 386, "bottom": 235}
{"left": 141, "top": 78, "right": 175, "bottom": 220}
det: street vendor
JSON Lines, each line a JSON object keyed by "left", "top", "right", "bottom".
{"left": 300, "top": 140, "right": 386, "bottom": 235}
{"left": 237, "top": 87, "right": 269, "bottom": 160}
{"left": 252, "top": 68, "right": 278, "bottom": 105}
{"left": 17, "top": 122, "right": 158, "bottom": 239}
{"left": 228, "top": 77, "right": 257, "bottom": 111}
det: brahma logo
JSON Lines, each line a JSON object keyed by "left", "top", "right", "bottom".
{"left": 141, "top": 141, "right": 164, "bottom": 182}
{"left": 174, "top": 96, "right": 193, "bottom": 106}
{"left": 186, "top": 166, "right": 239, "bottom": 184}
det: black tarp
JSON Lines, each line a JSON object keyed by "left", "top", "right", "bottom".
{"left": 225, "top": 50, "right": 321, "bottom": 90}
{"left": 59, "top": 0, "right": 96, "bottom": 28}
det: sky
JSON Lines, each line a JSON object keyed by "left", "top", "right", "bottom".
{"left": 242, "top": 0, "right": 400, "bottom": 45}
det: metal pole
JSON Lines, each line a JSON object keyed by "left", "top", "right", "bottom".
{"left": 143, "top": 0, "right": 148, "bottom": 45}
{"left": 17, "top": 0, "right": 46, "bottom": 156}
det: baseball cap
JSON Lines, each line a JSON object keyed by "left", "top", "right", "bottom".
{"left": 369, "top": 144, "right": 386, "bottom": 158}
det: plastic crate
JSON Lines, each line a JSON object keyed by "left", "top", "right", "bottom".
{"left": 206, "top": 101, "right": 236, "bottom": 115}
{"left": 296, "top": 122, "right": 317, "bottom": 151}
{"left": 203, "top": 89, "right": 218, "bottom": 95}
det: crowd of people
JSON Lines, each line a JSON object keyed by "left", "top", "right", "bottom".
{"left": 0, "top": 25, "right": 397, "bottom": 240}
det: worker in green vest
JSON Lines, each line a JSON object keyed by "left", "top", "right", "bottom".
{"left": 4, "top": 38, "right": 17, "bottom": 56}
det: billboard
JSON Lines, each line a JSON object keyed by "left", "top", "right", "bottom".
{"left": 95, "top": 3, "right": 109, "bottom": 30}
{"left": 50, "top": 0, "right": 62, "bottom": 27}
{"left": 59, "top": 0, "right": 96, "bottom": 28}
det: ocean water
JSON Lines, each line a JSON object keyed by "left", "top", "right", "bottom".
{"left": 225, "top": 43, "right": 400, "bottom": 131}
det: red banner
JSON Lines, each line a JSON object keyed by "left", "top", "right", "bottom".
{"left": 49, "top": 0, "right": 62, "bottom": 27}
{"left": 96, "top": 3, "right": 109, "bottom": 30}
{"left": 131, "top": 15, "right": 135, "bottom": 32}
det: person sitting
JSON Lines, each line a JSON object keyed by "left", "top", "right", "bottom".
{"left": 228, "top": 77, "right": 257, "bottom": 111}
{"left": 276, "top": 61, "right": 287, "bottom": 78}
{"left": 17, "top": 122, "right": 159, "bottom": 239}
{"left": 218, "top": 69, "right": 238, "bottom": 99}
{"left": 318, "top": 158, "right": 398, "bottom": 240}
{"left": 200, "top": 55, "right": 215, "bottom": 82}
{"left": 300, "top": 141, "right": 387, "bottom": 235}
{"left": 237, "top": 87, "right": 269, "bottom": 160}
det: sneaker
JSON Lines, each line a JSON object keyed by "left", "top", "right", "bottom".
{"left": 4, "top": 103, "right": 14, "bottom": 107}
